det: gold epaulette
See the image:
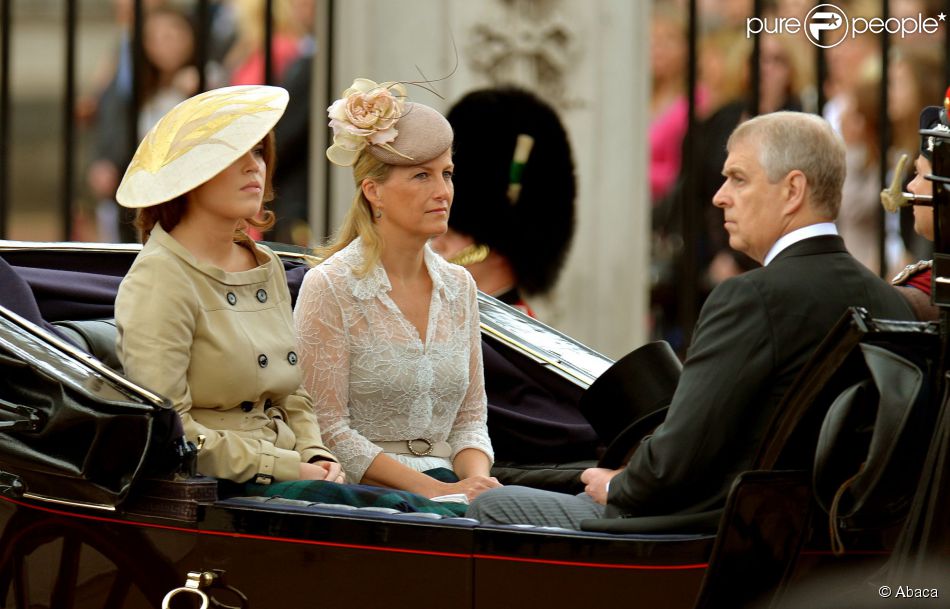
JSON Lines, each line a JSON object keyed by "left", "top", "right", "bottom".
{"left": 891, "top": 259, "right": 933, "bottom": 285}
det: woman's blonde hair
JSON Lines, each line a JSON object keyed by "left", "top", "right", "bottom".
{"left": 317, "top": 150, "right": 393, "bottom": 275}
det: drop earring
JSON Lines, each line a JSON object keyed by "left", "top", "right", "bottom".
{"left": 374, "top": 208, "right": 383, "bottom": 219}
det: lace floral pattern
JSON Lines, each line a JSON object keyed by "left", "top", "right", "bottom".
{"left": 294, "top": 238, "right": 494, "bottom": 482}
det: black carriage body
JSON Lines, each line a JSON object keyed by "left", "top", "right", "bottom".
{"left": 0, "top": 241, "right": 716, "bottom": 609}
{"left": 0, "top": 241, "right": 934, "bottom": 608}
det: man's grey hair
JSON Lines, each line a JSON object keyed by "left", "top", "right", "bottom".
{"left": 727, "top": 111, "right": 846, "bottom": 219}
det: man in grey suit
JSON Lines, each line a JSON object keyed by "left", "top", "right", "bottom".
{"left": 467, "top": 111, "right": 914, "bottom": 529}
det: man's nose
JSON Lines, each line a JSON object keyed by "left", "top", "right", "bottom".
{"left": 712, "top": 182, "right": 728, "bottom": 208}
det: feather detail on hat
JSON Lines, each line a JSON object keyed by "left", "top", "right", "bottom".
{"left": 116, "top": 85, "right": 288, "bottom": 209}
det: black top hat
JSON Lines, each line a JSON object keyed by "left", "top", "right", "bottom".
{"left": 446, "top": 86, "right": 576, "bottom": 295}
{"left": 578, "top": 341, "right": 682, "bottom": 469}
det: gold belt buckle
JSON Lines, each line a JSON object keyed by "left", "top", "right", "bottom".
{"left": 407, "top": 438, "right": 433, "bottom": 456}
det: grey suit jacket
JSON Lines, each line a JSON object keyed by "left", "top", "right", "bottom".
{"left": 605, "top": 235, "right": 914, "bottom": 518}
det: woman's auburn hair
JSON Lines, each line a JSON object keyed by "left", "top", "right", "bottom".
{"left": 316, "top": 150, "right": 392, "bottom": 275}
{"left": 134, "top": 131, "right": 278, "bottom": 243}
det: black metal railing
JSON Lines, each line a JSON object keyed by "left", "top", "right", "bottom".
{"left": 674, "top": 0, "right": 950, "bottom": 342}
{"left": 0, "top": 0, "right": 281, "bottom": 242}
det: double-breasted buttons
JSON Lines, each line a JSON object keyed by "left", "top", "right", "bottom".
{"left": 226, "top": 292, "right": 237, "bottom": 306}
{"left": 240, "top": 401, "right": 254, "bottom": 412}
{"left": 258, "top": 354, "right": 268, "bottom": 368}
{"left": 287, "top": 351, "right": 298, "bottom": 365}
{"left": 256, "top": 289, "right": 268, "bottom": 303}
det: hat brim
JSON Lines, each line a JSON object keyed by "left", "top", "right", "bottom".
{"left": 116, "top": 85, "right": 289, "bottom": 208}
{"left": 578, "top": 340, "right": 682, "bottom": 460}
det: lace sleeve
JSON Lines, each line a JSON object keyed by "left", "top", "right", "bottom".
{"left": 294, "top": 267, "right": 382, "bottom": 481}
{"left": 447, "top": 274, "right": 494, "bottom": 464}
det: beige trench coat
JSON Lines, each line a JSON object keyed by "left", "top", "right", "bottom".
{"left": 116, "top": 223, "right": 335, "bottom": 483}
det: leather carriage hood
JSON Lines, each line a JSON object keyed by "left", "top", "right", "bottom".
{"left": 813, "top": 342, "right": 932, "bottom": 540}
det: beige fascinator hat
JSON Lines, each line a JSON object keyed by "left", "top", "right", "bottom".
{"left": 116, "top": 85, "right": 289, "bottom": 208}
{"left": 326, "top": 78, "right": 453, "bottom": 167}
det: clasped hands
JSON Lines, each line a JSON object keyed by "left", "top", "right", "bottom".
{"left": 580, "top": 467, "right": 622, "bottom": 505}
{"left": 299, "top": 460, "right": 346, "bottom": 483}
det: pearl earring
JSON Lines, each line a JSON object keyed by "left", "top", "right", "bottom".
{"left": 374, "top": 208, "right": 383, "bottom": 219}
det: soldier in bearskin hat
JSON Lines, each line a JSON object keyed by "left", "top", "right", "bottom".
{"left": 886, "top": 85, "right": 950, "bottom": 321}
{"left": 431, "top": 86, "right": 576, "bottom": 317}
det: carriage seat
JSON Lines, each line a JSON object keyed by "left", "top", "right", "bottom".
{"left": 53, "top": 318, "right": 122, "bottom": 373}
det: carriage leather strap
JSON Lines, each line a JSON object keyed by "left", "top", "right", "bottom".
{"left": 374, "top": 439, "right": 452, "bottom": 458}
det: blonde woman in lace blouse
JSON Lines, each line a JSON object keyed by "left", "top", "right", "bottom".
{"left": 295, "top": 79, "right": 500, "bottom": 501}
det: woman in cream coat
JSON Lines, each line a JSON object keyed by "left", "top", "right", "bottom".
{"left": 114, "top": 85, "right": 343, "bottom": 491}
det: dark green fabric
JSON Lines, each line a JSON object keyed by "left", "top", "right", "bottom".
{"left": 243, "top": 467, "right": 468, "bottom": 517}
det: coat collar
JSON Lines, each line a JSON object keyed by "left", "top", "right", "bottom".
{"left": 148, "top": 222, "right": 273, "bottom": 286}
{"left": 770, "top": 234, "right": 848, "bottom": 264}
{"left": 336, "top": 237, "right": 461, "bottom": 302}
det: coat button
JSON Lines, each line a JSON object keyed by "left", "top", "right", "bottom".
{"left": 258, "top": 354, "right": 268, "bottom": 368}
{"left": 240, "top": 401, "right": 254, "bottom": 412}
{"left": 256, "top": 288, "right": 268, "bottom": 303}
{"left": 226, "top": 292, "right": 237, "bottom": 306}
{"left": 287, "top": 351, "right": 298, "bottom": 365}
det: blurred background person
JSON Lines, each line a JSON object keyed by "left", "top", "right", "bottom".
{"left": 837, "top": 75, "right": 885, "bottom": 273}
{"left": 822, "top": 8, "right": 880, "bottom": 134}
{"left": 886, "top": 45, "right": 943, "bottom": 271}
{"left": 431, "top": 86, "right": 576, "bottom": 317}
{"left": 649, "top": 4, "right": 705, "bottom": 206}
{"left": 756, "top": 33, "right": 812, "bottom": 115}
{"left": 86, "top": 4, "right": 197, "bottom": 242}
{"left": 651, "top": 26, "right": 751, "bottom": 350}
{"left": 269, "top": 0, "right": 318, "bottom": 246}
{"left": 226, "top": 0, "right": 304, "bottom": 86}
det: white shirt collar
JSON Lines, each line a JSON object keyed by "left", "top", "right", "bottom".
{"left": 763, "top": 222, "right": 838, "bottom": 266}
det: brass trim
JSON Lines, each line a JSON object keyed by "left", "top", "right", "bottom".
{"left": 479, "top": 322, "right": 595, "bottom": 387}
{"left": 22, "top": 492, "right": 117, "bottom": 511}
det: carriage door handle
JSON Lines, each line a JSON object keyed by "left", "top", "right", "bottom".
{"left": 162, "top": 570, "right": 211, "bottom": 609}
{"left": 162, "top": 569, "right": 249, "bottom": 609}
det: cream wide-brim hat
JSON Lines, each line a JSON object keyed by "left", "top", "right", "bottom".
{"left": 116, "top": 85, "right": 289, "bottom": 209}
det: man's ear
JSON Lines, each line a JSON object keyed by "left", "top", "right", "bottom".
{"left": 781, "top": 170, "right": 807, "bottom": 216}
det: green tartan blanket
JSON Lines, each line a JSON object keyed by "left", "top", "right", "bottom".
{"left": 242, "top": 467, "right": 468, "bottom": 517}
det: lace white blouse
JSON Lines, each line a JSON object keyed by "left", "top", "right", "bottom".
{"left": 294, "top": 238, "right": 494, "bottom": 483}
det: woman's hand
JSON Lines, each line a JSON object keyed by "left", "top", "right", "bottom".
{"left": 298, "top": 460, "right": 346, "bottom": 483}
{"left": 440, "top": 475, "right": 502, "bottom": 501}
{"left": 317, "top": 460, "right": 346, "bottom": 483}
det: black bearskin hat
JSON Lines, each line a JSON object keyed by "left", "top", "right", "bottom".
{"left": 446, "top": 86, "right": 576, "bottom": 295}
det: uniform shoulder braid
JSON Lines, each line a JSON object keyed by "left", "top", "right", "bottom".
{"left": 891, "top": 260, "right": 933, "bottom": 286}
